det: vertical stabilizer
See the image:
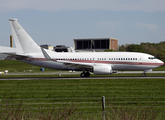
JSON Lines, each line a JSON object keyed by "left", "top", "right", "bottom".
{"left": 9, "top": 19, "right": 41, "bottom": 54}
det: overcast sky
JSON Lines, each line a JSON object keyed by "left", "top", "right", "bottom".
{"left": 0, "top": 0, "right": 165, "bottom": 47}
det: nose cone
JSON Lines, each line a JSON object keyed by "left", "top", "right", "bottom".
{"left": 157, "top": 59, "right": 164, "bottom": 66}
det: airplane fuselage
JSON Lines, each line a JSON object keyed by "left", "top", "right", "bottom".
{"left": 17, "top": 51, "right": 163, "bottom": 72}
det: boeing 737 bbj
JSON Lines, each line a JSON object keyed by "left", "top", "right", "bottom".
{"left": 0, "top": 19, "right": 164, "bottom": 77}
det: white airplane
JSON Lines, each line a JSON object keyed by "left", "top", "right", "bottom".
{"left": 0, "top": 19, "right": 164, "bottom": 77}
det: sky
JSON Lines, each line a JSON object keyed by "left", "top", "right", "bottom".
{"left": 0, "top": 0, "right": 165, "bottom": 47}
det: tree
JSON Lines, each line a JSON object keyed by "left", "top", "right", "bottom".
{"left": 126, "top": 44, "right": 143, "bottom": 52}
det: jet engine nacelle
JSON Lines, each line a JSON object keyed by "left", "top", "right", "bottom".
{"left": 93, "top": 65, "right": 112, "bottom": 75}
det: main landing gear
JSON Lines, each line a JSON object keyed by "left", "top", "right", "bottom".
{"left": 80, "top": 71, "right": 90, "bottom": 77}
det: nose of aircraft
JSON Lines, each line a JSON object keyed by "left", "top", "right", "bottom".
{"left": 157, "top": 59, "right": 164, "bottom": 66}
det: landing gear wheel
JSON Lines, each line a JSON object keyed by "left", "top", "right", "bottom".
{"left": 85, "top": 72, "right": 90, "bottom": 77}
{"left": 80, "top": 73, "right": 85, "bottom": 77}
{"left": 80, "top": 72, "right": 90, "bottom": 77}
{"left": 142, "top": 73, "right": 146, "bottom": 77}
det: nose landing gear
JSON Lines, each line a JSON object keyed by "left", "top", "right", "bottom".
{"left": 142, "top": 73, "right": 146, "bottom": 77}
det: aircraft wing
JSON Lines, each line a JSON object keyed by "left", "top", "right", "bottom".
{"left": 41, "top": 47, "right": 93, "bottom": 70}
{"left": 58, "top": 60, "right": 93, "bottom": 70}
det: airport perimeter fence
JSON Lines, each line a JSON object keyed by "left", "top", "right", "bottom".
{"left": 1, "top": 97, "right": 165, "bottom": 119}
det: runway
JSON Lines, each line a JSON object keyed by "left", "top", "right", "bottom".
{"left": 2, "top": 70, "right": 165, "bottom": 75}
{"left": 1, "top": 76, "right": 165, "bottom": 80}
{"left": 0, "top": 71, "right": 165, "bottom": 80}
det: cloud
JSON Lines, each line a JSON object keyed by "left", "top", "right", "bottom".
{"left": 134, "top": 23, "right": 159, "bottom": 32}
{"left": 1, "top": 0, "right": 165, "bottom": 12}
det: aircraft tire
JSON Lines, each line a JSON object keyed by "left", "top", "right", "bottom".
{"left": 80, "top": 72, "right": 90, "bottom": 77}
{"left": 85, "top": 72, "right": 90, "bottom": 77}
{"left": 80, "top": 73, "right": 85, "bottom": 77}
{"left": 142, "top": 73, "right": 146, "bottom": 77}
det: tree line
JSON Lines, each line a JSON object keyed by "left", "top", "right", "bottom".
{"left": 118, "top": 42, "right": 165, "bottom": 62}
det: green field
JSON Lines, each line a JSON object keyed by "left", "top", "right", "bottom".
{"left": 0, "top": 60, "right": 56, "bottom": 72}
{"left": 1, "top": 78, "right": 165, "bottom": 105}
{"left": 0, "top": 79, "right": 165, "bottom": 117}
{"left": 0, "top": 60, "right": 165, "bottom": 119}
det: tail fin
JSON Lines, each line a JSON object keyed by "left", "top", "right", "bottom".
{"left": 9, "top": 19, "right": 41, "bottom": 54}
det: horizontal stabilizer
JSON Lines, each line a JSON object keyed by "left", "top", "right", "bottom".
{"left": 0, "top": 46, "right": 17, "bottom": 54}
{"left": 0, "top": 46, "right": 28, "bottom": 59}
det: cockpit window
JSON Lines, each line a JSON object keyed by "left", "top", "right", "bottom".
{"left": 148, "top": 57, "right": 156, "bottom": 60}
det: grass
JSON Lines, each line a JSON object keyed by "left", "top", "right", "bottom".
{"left": 0, "top": 78, "right": 165, "bottom": 119}
{"left": 0, "top": 79, "right": 165, "bottom": 108}
{"left": 153, "top": 65, "right": 165, "bottom": 71}
{"left": 0, "top": 60, "right": 56, "bottom": 72}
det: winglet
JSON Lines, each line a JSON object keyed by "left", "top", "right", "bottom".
{"left": 41, "top": 47, "right": 52, "bottom": 60}
{"left": 70, "top": 47, "right": 75, "bottom": 52}
{"left": 41, "top": 47, "right": 56, "bottom": 61}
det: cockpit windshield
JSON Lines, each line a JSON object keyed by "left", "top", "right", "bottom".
{"left": 148, "top": 56, "right": 156, "bottom": 60}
